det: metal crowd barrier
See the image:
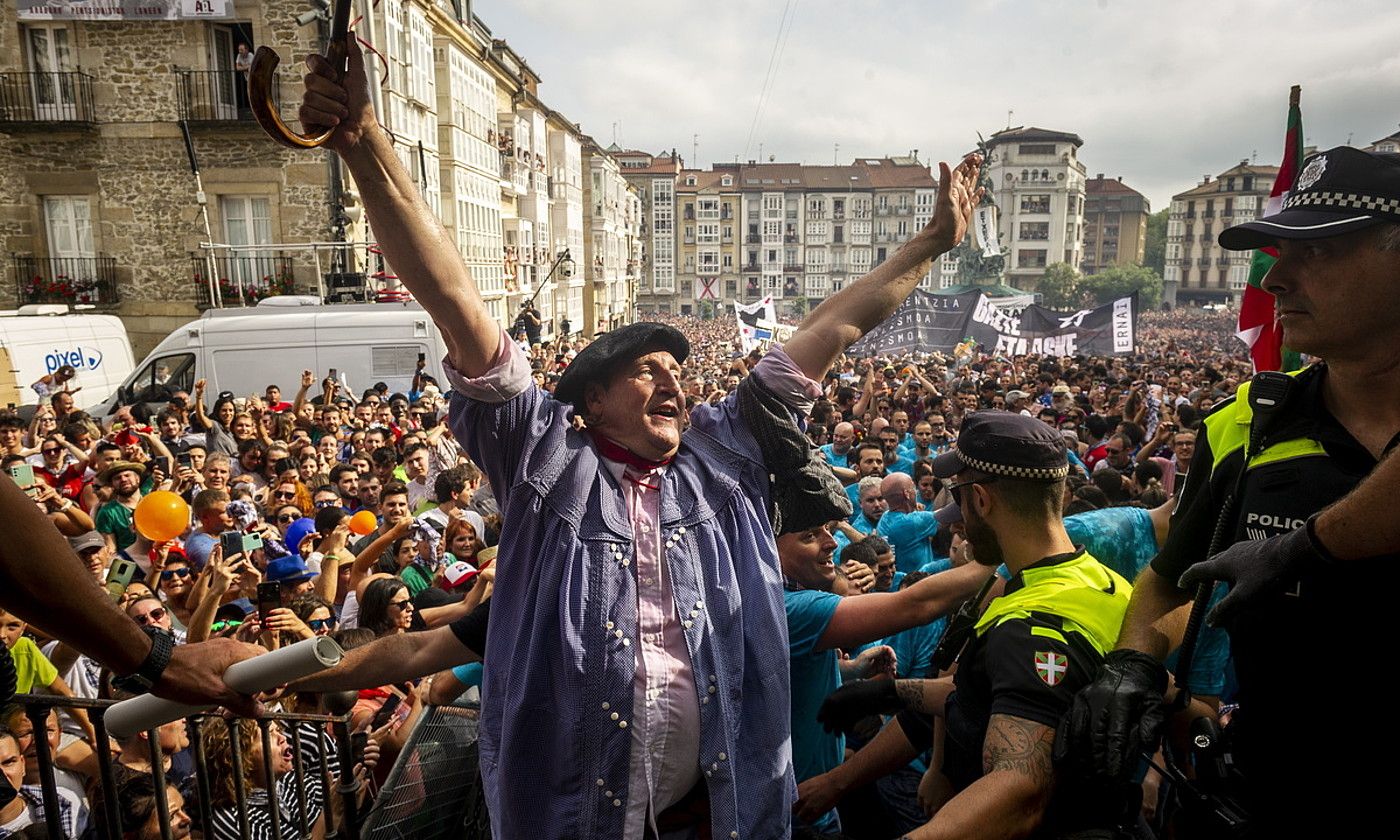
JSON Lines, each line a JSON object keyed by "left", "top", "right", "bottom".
{"left": 359, "top": 702, "right": 488, "bottom": 840}
{"left": 9, "top": 693, "right": 363, "bottom": 840}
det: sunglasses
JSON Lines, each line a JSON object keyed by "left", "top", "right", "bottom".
{"left": 273, "top": 490, "right": 297, "bottom": 500}
{"left": 160, "top": 567, "right": 192, "bottom": 581}
{"left": 133, "top": 607, "right": 167, "bottom": 626}
{"left": 947, "top": 476, "right": 999, "bottom": 505}
{"left": 210, "top": 619, "right": 242, "bottom": 633}
{"left": 308, "top": 617, "right": 337, "bottom": 631}
{"left": 42, "top": 447, "right": 62, "bottom": 455}
{"left": 277, "top": 513, "right": 299, "bottom": 524}
{"left": 388, "top": 598, "right": 414, "bottom": 611}
{"left": 314, "top": 499, "right": 340, "bottom": 509}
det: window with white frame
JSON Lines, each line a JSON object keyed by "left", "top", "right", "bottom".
{"left": 43, "top": 196, "right": 93, "bottom": 259}
{"left": 697, "top": 223, "right": 719, "bottom": 244}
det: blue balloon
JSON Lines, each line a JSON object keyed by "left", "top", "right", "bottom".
{"left": 284, "top": 517, "right": 318, "bottom": 555}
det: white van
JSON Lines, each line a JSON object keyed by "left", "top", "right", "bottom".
{"left": 93, "top": 297, "right": 452, "bottom": 416}
{"left": 0, "top": 305, "right": 136, "bottom": 411}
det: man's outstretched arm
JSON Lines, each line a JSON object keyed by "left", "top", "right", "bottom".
{"left": 294, "top": 626, "right": 477, "bottom": 692}
{"left": 782, "top": 154, "right": 983, "bottom": 381}
{"left": 299, "top": 37, "right": 500, "bottom": 377}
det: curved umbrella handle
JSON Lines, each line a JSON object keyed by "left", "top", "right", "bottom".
{"left": 248, "top": 0, "right": 352, "bottom": 149}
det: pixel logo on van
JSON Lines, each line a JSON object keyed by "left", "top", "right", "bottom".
{"left": 45, "top": 347, "right": 104, "bottom": 374}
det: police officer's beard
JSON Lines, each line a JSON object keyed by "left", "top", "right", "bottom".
{"left": 962, "top": 505, "right": 1005, "bottom": 569}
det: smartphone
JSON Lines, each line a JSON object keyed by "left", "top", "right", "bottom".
{"left": 177, "top": 452, "right": 192, "bottom": 469}
{"left": 370, "top": 693, "right": 403, "bottom": 730}
{"left": 329, "top": 368, "right": 338, "bottom": 380}
{"left": 349, "top": 730, "right": 368, "bottom": 767}
{"left": 220, "top": 530, "right": 245, "bottom": 560}
{"left": 417, "top": 352, "right": 426, "bottom": 363}
{"left": 6, "top": 464, "right": 35, "bottom": 495}
{"left": 105, "top": 556, "right": 138, "bottom": 601}
{"left": 162, "top": 456, "right": 174, "bottom": 476}
{"left": 256, "top": 581, "right": 281, "bottom": 624}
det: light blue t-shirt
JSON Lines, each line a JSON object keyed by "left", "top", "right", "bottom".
{"left": 785, "top": 588, "right": 844, "bottom": 833}
{"left": 1062, "top": 506, "right": 1230, "bottom": 696}
{"left": 883, "top": 559, "right": 952, "bottom": 679}
{"left": 876, "top": 509, "right": 940, "bottom": 574}
{"left": 834, "top": 510, "right": 880, "bottom": 556}
{"left": 820, "top": 443, "right": 854, "bottom": 469}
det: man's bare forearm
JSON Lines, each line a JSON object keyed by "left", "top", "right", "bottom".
{"left": 295, "top": 626, "right": 472, "bottom": 692}
{"left": 895, "top": 676, "right": 956, "bottom": 716}
{"left": 340, "top": 126, "right": 499, "bottom": 376}
{"left": 824, "top": 714, "right": 922, "bottom": 800}
{"left": 0, "top": 477, "right": 152, "bottom": 674}
{"left": 1313, "top": 447, "right": 1399, "bottom": 561}
{"left": 1115, "top": 566, "right": 1191, "bottom": 659}
{"left": 783, "top": 236, "right": 942, "bottom": 379}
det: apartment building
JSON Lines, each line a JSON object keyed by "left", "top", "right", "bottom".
{"left": 1081, "top": 175, "right": 1150, "bottom": 275}
{"left": 613, "top": 147, "right": 683, "bottom": 313}
{"left": 1165, "top": 161, "right": 1278, "bottom": 306}
{"left": 675, "top": 167, "right": 740, "bottom": 310}
{"left": 583, "top": 138, "right": 641, "bottom": 332}
{"left": 984, "top": 126, "right": 1088, "bottom": 291}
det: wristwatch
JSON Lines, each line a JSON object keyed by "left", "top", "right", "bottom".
{"left": 112, "top": 627, "right": 175, "bottom": 693}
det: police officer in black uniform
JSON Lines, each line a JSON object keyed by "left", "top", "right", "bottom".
{"left": 1061, "top": 146, "right": 1400, "bottom": 834}
{"left": 811, "top": 413, "right": 1133, "bottom": 838}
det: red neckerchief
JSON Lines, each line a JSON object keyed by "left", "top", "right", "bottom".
{"left": 589, "top": 432, "right": 673, "bottom": 471}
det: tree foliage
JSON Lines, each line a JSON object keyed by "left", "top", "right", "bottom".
{"left": 1143, "top": 208, "right": 1169, "bottom": 276}
{"left": 1037, "top": 263, "right": 1083, "bottom": 310}
{"left": 1080, "top": 263, "right": 1163, "bottom": 309}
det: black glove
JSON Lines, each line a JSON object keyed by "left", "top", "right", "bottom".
{"left": 1054, "top": 649, "right": 1168, "bottom": 783}
{"left": 1178, "top": 514, "right": 1332, "bottom": 627}
{"left": 816, "top": 678, "right": 904, "bottom": 735}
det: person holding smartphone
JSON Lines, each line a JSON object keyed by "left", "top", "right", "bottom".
{"left": 1, "top": 476, "right": 264, "bottom": 718}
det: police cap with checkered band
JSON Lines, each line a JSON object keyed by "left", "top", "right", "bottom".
{"left": 1219, "top": 146, "right": 1400, "bottom": 251}
{"left": 932, "top": 411, "right": 1069, "bottom": 482}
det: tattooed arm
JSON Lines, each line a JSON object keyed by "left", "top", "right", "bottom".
{"left": 903, "top": 713, "right": 1055, "bottom": 840}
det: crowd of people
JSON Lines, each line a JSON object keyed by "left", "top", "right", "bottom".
{"left": 0, "top": 290, "right": 1253, "bottom": 839}
{"left": 2, "top": 45, "right": 1394, "bottom": 840}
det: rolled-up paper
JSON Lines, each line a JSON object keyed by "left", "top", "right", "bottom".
{"left": 106, "top": 636, "right": 344, "bottom": 739}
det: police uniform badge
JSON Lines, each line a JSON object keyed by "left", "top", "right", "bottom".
{"left": 1296, "top": 154, "right": 1327, "bottom": 191}
{"left": 1035, "top": 651, "right": 1067, "bottom": 687}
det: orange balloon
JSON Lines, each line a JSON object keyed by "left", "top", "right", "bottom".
{"left": 348, "top": 510, "right": 378, "bottom": 536}
{"left": 133, "top": 490, "right": 190, "bottom": 542}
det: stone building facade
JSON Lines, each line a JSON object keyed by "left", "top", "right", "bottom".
{"left": 1, "top": 0, "right": 636, "bottom": 358}
{"left": 0, "top": 0, "right": 329, "bottom": 354}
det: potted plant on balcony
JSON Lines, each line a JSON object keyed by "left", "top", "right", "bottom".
{"left": 24, "top": 273, "right": 100, "bottom": 304}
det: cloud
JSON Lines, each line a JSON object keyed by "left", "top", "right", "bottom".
{"left": 476, "top": 0, "right": 1400, "bottom": 208}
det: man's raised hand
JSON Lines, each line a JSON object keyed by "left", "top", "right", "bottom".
{"left": 299, "top": 35, "right": 375, "bottom": 153}
{"left": 919, "top": 152, "right": 984, "bottom": 255}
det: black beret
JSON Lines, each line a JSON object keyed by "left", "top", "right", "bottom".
{"left": 554, "top": 323, "right": 690, "bottom": 406}
{"left": 932, "top": 411, "right": 1068, "bottom": 481}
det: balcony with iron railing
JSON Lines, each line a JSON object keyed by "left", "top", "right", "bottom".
{"left": 783, "top": 263, "right": 803, "bottom": 273}
{"left": 875, "top": 205, "right": 893, "bottom": 216}
{"left": 190, "top": 252, "right": 296, "bottom": 307}
{"left": 13, "top": 254, "right": 119, "bottom": 306}
{"left": 746, "top": 234, "right": 761, "bottom": 243}
{"left": 0, "top": 71, "right": 97, "bottom": 125}
{"left": 176, "top": 69, "right": 279, "bottom": 123}
{"left": 784, "top": 234, "right": 798, "bottom": 243}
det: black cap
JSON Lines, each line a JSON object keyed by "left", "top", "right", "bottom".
{"left": 931, "top": 411, "right": 1068, "bottom": 481}
{"left": 1219, "top": 146, "right": 1400, "bottom": 251}
{"left": 554, "top": 323, "right": 690, "bottom": 406}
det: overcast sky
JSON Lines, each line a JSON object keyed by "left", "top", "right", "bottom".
{"left": 475, "top": 0, "right": 1400, "bottom": 211}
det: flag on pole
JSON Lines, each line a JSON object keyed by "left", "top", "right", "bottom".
{"left": 735, "top": 297, "right": 776, "bottom": 351}
{"left": 1237, "top": 85, "right": 1303, "bottom": 372}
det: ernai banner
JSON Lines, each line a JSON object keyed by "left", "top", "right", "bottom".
{"left": 1001, "top": 294, "right": 1138, "bottom": 357}
{"left": 851, "top": 290, "right": 1137, "bottom": 357}
{"left": 16, "top": 0, "right": 231, "bottom": 21}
